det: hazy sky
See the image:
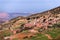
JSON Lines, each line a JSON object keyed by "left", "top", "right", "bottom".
{"left": 0, "top": 0, "right": 60, "bottom": 13}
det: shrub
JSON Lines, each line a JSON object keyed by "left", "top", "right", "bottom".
{"left": 52, "top": 23, "right": 60, "bottom": 28}
{"left": 2, "top": 30, "right": 12, "bottom": 37}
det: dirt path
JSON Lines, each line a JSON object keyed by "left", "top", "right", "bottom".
{"left": 41, "top": 32, "right": 53, "bottom": 40}
{"left": 44, "top": 34, "right": 52, "bottom": 39}
{"left": 4, "top": 32, "right": 35, "bottom": 40}
{"left": 55, "top": 35, "right": 60, "bottom": 40}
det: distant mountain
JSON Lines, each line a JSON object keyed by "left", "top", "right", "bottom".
{"left": 0, "top": 18, "right": 6, "bottom": 24}
{"left": 0, "top": 12, "right": 9, "bottom": 23}
{"left": 9, "top": 13, "right": 31, "bottom": 19}
{"left": 0, "top": 13, "right": 31, "bottom": 23}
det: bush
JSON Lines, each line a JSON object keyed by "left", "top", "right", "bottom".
{"left": 52, "top": 23, "right": 60, "bottom": 28}
{"left": 13, "top": 38, "right": 19, "bottom": 40}
{"left": 2, "top": 30, "right": 12, "bottom": 37}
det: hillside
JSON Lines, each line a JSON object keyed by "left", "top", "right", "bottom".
{"left": 27, "top": 6, "right": 60, "bottom": 19}
{"left": 0, "top": 6, "right": 60, "bottom": 30}
{"left": 0, "top": 6, "right": 60, "bottom": 40}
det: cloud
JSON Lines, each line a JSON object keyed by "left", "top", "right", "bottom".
{"left": 0, "top": 12, "right": 9, "bottom": 18}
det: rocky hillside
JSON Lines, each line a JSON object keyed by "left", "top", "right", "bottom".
{"left": 27, "top": 6, "right": 60, "bottom": 19}
{"left": 1, "top": 6, "right": 60, "bottom": 40}
{"left": 0, "top": 6, "right": 60, "bottom": 30}
{"left": 1, "top": 16, "right": 27, "bottom": 30}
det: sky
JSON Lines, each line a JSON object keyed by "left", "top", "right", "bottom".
{"left": 0, "top": 0, "right": 60, "bottom": 19}
{"left": 0, "top": 0, "right": 60, "bottom": 13}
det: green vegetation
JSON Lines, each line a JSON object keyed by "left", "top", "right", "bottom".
{"left": 52, "top": 23, "right": 60, "bottom": 28}
{"left": 2, "top": 30, "right": 13, "bottom": 37}
{"left": 46, "top": 23, "right": 60, "bottom": 38}
{"left": 22, "top": 30, "right": 29, "bottom": 33}
{"left": 23, "top": 28, "right": 60, "bottom": 40}
{"left": 0, "top": 23, "right": 60, "bottom": 40}
{"left": 24, "top": 33, "right": 49, "bottom": 40}
{"left": 45, "top": 28, "right": 60, "bottom": 38}
{"left": 13, "top": 38, "right": 19, "bottom": 40}
{"left": 23, "top": 23, "right": 60, "bottom": 40}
